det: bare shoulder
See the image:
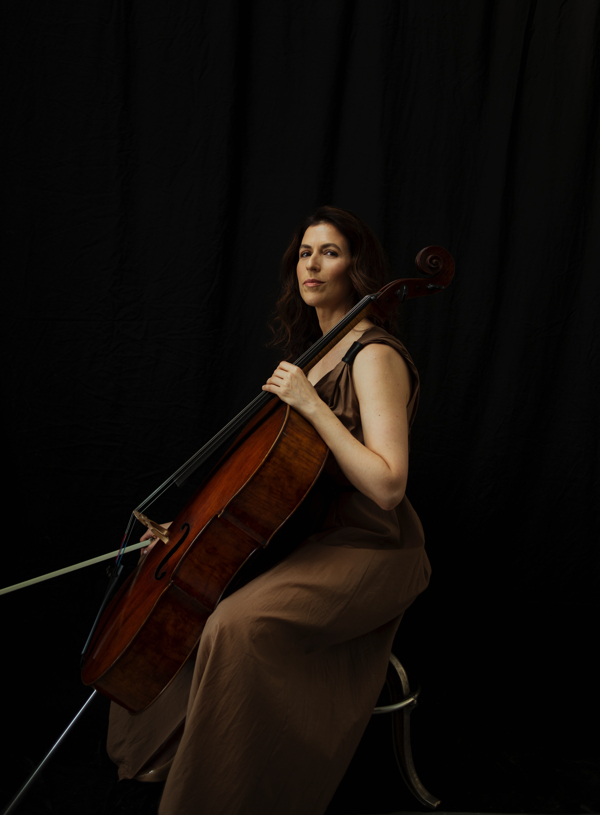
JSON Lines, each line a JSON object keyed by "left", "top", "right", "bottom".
{"left": 352, "top": 342, "right": 412, "bottom": 404}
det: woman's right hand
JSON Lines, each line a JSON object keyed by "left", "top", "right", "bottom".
{"left": 140, "top": 522, "right": 172, "bottom": 555}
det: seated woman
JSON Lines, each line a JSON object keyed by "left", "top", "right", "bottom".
{"left": 107, "top": 205, "right": 431, "bottom": 815}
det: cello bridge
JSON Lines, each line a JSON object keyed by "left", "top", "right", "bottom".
{"left": 133, "top": 511, "right": 170, "bottom": 544}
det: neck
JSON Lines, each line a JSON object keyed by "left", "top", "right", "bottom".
{"left": 315, "top": 314, "right": 374, "bottom": 346}
{"left": 315, "top": 301, "right": 356, "bottom": 335}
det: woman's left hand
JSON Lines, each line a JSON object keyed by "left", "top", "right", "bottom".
{"left": 262, "top": 362, "right": 321, "bottom": 417}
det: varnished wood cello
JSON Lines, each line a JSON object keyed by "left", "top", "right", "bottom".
{"left": 81, "top": 246, "right": 454, "bottom": 714}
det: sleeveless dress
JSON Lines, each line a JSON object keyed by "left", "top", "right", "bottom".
{"left": 106, "top": 326, "right": 431, "bottom": 815}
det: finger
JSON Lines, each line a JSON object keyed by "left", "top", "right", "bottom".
{"left": 262, "top": 383, "right": 284, "bottom": 399}
{"left": 279, "top": 361, "right": 301, "bottom": 374}
{"left": 142, "top": 536, "right": 158, "bottom": 553}
{"left": 266, "top": 372, "right": 288, "bottom": 386}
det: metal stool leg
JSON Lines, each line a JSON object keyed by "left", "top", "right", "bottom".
{"left": 372, "top": 653, "right": 440, "bottom": 810}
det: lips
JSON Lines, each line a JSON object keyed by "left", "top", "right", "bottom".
{"left": 304, "top": 279, "right": 324, "bottom": 287}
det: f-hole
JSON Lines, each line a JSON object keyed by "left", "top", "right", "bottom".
{"left": 155, "top": 523, "right": 190, "bottom": 581}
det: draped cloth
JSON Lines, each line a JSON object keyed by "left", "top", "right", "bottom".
{"left": 107, "top": 327, "right": 431, "bottom": 815}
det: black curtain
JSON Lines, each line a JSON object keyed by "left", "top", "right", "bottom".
{"left": 4, "top": 1, "right": 599, "bottom": 812}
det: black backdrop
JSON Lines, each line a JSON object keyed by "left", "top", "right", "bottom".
{"left": 3, "top": 1, "right": 599, "bottom": 812}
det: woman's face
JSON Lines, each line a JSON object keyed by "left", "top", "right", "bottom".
{"left": 296, "top": 222, "right": 355, "bottom": 313}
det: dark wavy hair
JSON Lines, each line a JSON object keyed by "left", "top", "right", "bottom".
{"left": 269, "top": 206, "right": 392, "bottom": 360}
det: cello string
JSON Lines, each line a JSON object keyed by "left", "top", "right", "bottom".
{"left": 115, "top": 513, "right": 139, "bottom": 567}
{"left": 108, "top": 295, "right": 377, "bottom": 566}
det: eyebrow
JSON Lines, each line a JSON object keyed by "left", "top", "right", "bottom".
{"left": 300, "top": 242, "right": 342, "bottom": 251}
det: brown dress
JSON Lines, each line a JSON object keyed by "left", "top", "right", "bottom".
{"left": 107, "top": 326, "right": 431, "bottom": 815}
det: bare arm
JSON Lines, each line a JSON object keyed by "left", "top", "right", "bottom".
{"left": 262, "top": 344, "right": 411, "bottom": 510}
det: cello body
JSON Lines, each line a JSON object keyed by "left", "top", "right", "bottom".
{"left": 81, "top": 398, "right": 328, "bottom": 713}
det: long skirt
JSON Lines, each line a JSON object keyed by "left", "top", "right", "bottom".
{"left": 107, "top": 527, "right": 430, "bottom": 815}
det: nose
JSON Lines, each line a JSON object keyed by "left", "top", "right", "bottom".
{"left": 306, "top": 251, "right": 319, "bottom": 272}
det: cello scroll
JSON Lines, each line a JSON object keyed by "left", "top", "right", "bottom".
{"left": 371, "top": 245, "right": 455, "bottom": 316}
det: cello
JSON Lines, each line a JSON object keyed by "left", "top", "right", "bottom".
{"left": 81, "top": 245, "right": 454, "bottom": 714}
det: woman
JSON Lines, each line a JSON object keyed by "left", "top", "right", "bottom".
{"left": 107, "top": 206, "right": 430, "bottom": 815}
